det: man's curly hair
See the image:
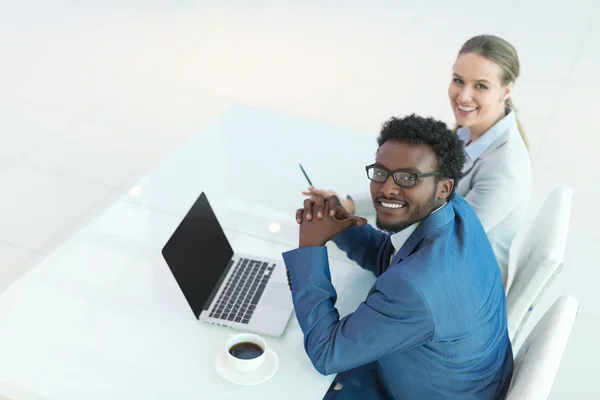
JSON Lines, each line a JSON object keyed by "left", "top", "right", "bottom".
{"left": 377, "top": 114, "right": 466, "bottom": 199}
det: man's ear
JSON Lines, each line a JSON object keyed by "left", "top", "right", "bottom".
{"left": 438, "top": 179, "right": 454, "bottom": 200}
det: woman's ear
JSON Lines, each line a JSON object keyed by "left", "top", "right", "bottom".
{"left": 503, "top": 82, "right": 514, "bottom": 101}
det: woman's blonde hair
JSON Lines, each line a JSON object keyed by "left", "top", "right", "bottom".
{"left": 456, "top": 35, "right": 528, "bottom": 149}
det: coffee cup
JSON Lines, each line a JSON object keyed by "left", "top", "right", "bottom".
{"left": 225, "top": 333, "right": 267, "bottom": 373}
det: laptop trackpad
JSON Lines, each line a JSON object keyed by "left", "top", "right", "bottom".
{"left": 261, "top": 283, "right": 292, "bottom": 309}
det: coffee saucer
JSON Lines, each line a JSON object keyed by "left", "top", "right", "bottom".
{"left": 215, "top": 348, "right": 279, "bottom": 385}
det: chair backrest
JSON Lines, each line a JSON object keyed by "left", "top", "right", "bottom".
{"left": 505, "top": 295, "right": 579, "bottom": 400}
{"left": 506, "top": 185, "right": 573, "bottom": 343}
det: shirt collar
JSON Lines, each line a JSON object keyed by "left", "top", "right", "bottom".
{"left": 390, "top": 202, "right": 447, "bottom": 252}
{"left": 457, "top": 109, "right": 516, "bottom": 162}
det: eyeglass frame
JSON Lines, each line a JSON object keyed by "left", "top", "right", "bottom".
{"left": 365, "top": 164, "right": 441, "bottom": 188}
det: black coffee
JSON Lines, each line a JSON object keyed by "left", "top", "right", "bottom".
{"left": 228, "top": 342, "right": 264, "bottom": 360}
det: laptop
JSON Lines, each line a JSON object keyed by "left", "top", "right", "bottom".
{"left": 162, "top": 192, "right": 294, "bottom": 337}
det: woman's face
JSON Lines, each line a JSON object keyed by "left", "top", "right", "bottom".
{"left": 448, "top": 53, "right": 512, "bottom": 135}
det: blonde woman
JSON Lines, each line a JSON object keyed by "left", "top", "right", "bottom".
{"left": 305, "top": 35, "right": 531, "bottom": 286}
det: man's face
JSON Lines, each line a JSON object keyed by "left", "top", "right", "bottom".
{"left": 370, "top": 140, "right": 451, "bottom": 233}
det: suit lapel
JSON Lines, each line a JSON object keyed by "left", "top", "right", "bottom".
{"left": 377, "top": 236, "right": 395, "bottom": 275}
{"left": 389, "top": 201, "right": 457, "bottom": 267}
{"left": 481, "top": 128, "right": 511, "bottom": 156}
{"left": 459, "top": 122, "right": 513, "bottom": 180}
{"left": 461, "top": 159, "right": 478, "bottom": 179}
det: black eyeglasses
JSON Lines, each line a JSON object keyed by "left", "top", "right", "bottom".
{"left": 365, "top": 164, "right": 440, "bottom": 188}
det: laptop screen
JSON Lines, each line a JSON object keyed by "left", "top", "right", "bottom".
{"left": 162, "top": 192, "right": 234, "bottom": 318}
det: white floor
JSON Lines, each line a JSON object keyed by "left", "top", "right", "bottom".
{"left": 0, "top": 1, "right": 598, "bottom": 398}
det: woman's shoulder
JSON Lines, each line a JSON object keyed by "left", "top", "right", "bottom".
{"left": 475, "top": 149, "right": 530, "bottom": 181}
{"left": 480, "top": 122, "right": 530, "bottom": 166}
{"left": 470, "top": 133, "right": 531, "bottom": 187}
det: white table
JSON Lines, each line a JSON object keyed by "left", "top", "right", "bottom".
{"left": 0, "top": 105, "right": 378, "bottom": 399}
{"left": 122, "top": 104, "right": 379, "bottom": 246}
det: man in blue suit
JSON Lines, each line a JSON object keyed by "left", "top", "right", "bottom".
{"left": 283, "top": 114, "right": 513, "bottom": 399}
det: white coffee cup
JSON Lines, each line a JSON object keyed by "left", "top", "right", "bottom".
{"left": 225, "top": 333, "right": 267, "bottom": 373}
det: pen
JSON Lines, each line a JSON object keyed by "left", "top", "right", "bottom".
{"left": 298, "top": 163, "right": 313, "bottom": 187}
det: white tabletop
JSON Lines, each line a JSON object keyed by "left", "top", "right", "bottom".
{"left": 121, "top": 104, "right": 379, "bottom": 245}
{"left": 0, "top": 105, "right": 378, "bottom": 400}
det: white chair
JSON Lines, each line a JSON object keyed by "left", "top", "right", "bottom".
{"left": 505, "top": 295, "right": 579, "bottom": 400}
{"left": 505, "top": 185, "right": 573, "bottom": 344}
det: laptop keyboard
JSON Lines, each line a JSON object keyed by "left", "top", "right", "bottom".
{"left": 209, "top": 258, "right": 274, "bottom": 324}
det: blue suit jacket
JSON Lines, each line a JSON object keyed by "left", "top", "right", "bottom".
{"left": 282, "top": 195, "right": 513, "bottom": 399}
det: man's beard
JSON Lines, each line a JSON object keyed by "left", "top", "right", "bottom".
{"left": 375, "top": 189, "right": 438, "bottom": 234}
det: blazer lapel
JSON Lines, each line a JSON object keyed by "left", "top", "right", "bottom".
{"left": 459, "top": 118, "right": 513, "bottom": 179}
{"left": 460, "top": 159, "right": 478, "bottom": 179}
{"left": 377, "top": 236, "right": 395, "bottom": 275}
{"left": 390, "top": 201, "right": 457, "bottom": 267}
{"left": 480, "top": 129, "right": 511, "bottom": 157}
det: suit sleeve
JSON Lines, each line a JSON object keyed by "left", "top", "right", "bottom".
{"left": 330, "top": 225, "right": 389, "bottom": 276}
{"left": 282, "top": 246, "right": 434, "bottom": 376}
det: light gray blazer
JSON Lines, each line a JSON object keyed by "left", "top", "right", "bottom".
{"left": 455, "top": 112, "right": 531, "bottom": 286}
{"left": 352, "top": 111, "right": 531, "bottom": 286}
